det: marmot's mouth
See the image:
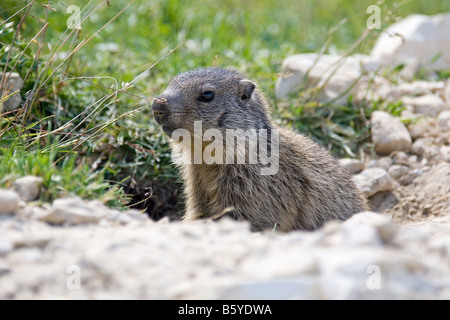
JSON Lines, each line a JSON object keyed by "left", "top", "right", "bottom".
{"left": 162, "top": 125, "right": 175, "bottom": 137}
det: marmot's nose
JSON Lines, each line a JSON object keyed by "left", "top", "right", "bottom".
{"left": 152, "top": 97, "right": 169, "bottom": 121}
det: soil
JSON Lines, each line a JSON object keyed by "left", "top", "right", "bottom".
{"left": 369, "top": 119, "right": 450, "bottom": 225}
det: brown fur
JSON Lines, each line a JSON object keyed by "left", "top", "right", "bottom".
{"left": 152, "top": 68, "right": 368, "bottom": 232}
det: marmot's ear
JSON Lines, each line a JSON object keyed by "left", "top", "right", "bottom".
{"left": 239, "top": 79, "right": 256, "bottom": 104}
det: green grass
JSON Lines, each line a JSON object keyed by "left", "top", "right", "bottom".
{"left": 1, "top": 0, "right": 450, "bottom": 215}
{"left": 0, "top": 140, "right": 125, "bottom": 207}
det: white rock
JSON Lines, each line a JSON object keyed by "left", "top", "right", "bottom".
{"left": 429, "top": 236, "right": 450, "bottom": 259}
{"left": 339, "top": 159, "right": 365, "bottom": 175}
{"left": 342, "top": 211, "right": 396, "bottom": 245}
{"left": 445, "top": 154, "right": 450, "bottom": 163}
{"left": 8, "top": 247, "right": 43, "bottom": 264}
{"left": 367, "top": 157, "right": 392, "bottom": 171}
{"left": 276, "top": 54, "right": 362, "bottom": 104}
{"left": 446, "top": 79, "right": 450, "bottom": 104}
{"left": 12, "top": 176, "right": 43, "bottom": 202}
{"left": 411, "top": 138, "right": 434, "bottom": 156}
{"left": 108, "top": 209, "right": 148, "bottom": 225}
{"left": 316, "top": 248, "right": 391, "bottom": 299}
{"left": 402, "top": 94, "right": 446, "bottom": 117}
{"left": 0, "top": 206, "right": 449, "bottom": 299}
{"left": 13, "top": 235, "right": 52, "bottom": 249}
{"left": 0, "top": 189, "right": 20, "bottom": 215}
{"left": 438, "top": 110, "right": 450, "bottom": 128}
{"left": 425, "top": 145, "right": 442, "bottom": 162}
{"left": 219, "top": 279, "right": 319, "bottom": 300}
{"left": 17, "top": 206, "right": 49, "bottom": 220}
{"left": 0, "top": 263, "right": 10, "bottom": 276}
{"left": 353, "top": 54, "right": 382, "bottom": 72}
{"left": 408, "top": 121, "right": 430, "bottom": 140}
{"left": 408, "top": 154, "right": 418, "bottom": 166}
{"left": 40, "top": 198, "right": 108, "bottom": 225}
{"left": 341, "top": 217, "right": 382, "bottom": 246}
{"left": 371, "top": 111, "right": 412, "bottom": 154}
{"left": 383, "top": 81, "right": 446, "bottom": 102}
{"left": 390, "top": 151, "right": 410, "bottom": 166}
{"left": 400, "top": 109, "right": 417, "bottom": 120}
{"left": 441, "top": 146, "right": 450, "bottom": 163}
{"left": 352, "top": 168, "right": 394, "bottom": 197}
{"left": 0, "top": 238, "right": 13, "bottom": 255}
{"left": 388, "top": 165, "right": 414, "bottom": 185}
{"left": 398, "top": 58, "right": 421, "bottom": 81}
{"left": 371, "top": 14, "right": 450, "bottom": 72}
{"left": 0, "top": 72, "right": 23, "bottom": 111}
{"left": 353, "top": 75, "right": 392, "bottom": 103}
{"left": 240, "top": 249, "right": 317, "bottom": 278}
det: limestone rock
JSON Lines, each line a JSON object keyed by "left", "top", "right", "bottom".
{"left": 438, "top": 110, "right": 450, "bottom": 128}
{"left": 353, "top": 75, "right": 391, "bottom": 102}
{"left": 371, "top": 111, "right": 412, "bottom": 154}
{"left": 371, "top": 14, "right": 450, "bottom": 72}
{"left": 0, "top": 189, "right": 20, "bottom": 215}
{"left": 425, "top": 145, "right": 443, "bottom": 163}
{"left": 367, "top": 157, "right": 392, "bottom": 171}
{"left": 408, "top": 121, "right": 430, "bottom": 140}
{"left": 12, "top": 176, "right": 43, "bottom": 202}
{"left": 107, "top": 208, "right": 149, "bottom": 225}
{"left": 40, "top": 198, "right": 107, "bottom": 225}
{"left": 0, "top": 207, "right": 449, "bottom": 299}
{"left": 446, "top": 79, "right": 450, "bottom": 104}
{"left": 276, "top": 54, "right": 362, "bottom": 104}
{"left": 219, "top": 279, "right": 318, "bottom": 300}
{"left": 341, "top": 211, "right": 397, "bottom": 245}
{"left": 390, "top": 151, "right": 410, "bottom": 167}
{"left": 383, "top": 81, "right": 446, "bottom": 102}
{"left": 402, "top": 94, "right": 446, "bottom": 117}
{"left": 340, "top": 215, "right": 383, "bottom": 246}
{"left": 352, "top": 168, "right": 394, "bottom": 197}
{"left": 441, "top": 146, "right": 450, "bottom": 163}
{"left": 388, "top": 165, "right": 414, "bottom": 185}
{"left": 411, "top": 138, "right": 434, "bottom": 156}
{"left": 0, "top": 238, "right": 13, "bottom": 255}
{"left": 339, "top": 158, "right": 365, "bottom": 175}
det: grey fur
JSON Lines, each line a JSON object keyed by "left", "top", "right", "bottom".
{"left": 152, "top": 67, "right": 368, "bottom": 232}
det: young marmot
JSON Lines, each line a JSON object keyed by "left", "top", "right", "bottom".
{"left": 152, "top": 68, "right": 367, "bottom": 232}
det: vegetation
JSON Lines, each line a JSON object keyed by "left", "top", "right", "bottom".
{"left": 1, "top": 0, "right": 449, "bottom": 217}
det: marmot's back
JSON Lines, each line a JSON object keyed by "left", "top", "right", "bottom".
{"left": 152, "top": 67, "right": 368, "bottom": 231}
{"left": 272, "top": 127, "right": 367, "bottom": 231}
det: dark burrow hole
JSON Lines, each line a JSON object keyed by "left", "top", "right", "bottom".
{"left": 123, "top": 178, "right": 184, "bottom": 221}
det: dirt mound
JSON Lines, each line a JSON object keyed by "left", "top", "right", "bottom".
{"left": 386, "top": 162, "right": 450, "bottom": 224}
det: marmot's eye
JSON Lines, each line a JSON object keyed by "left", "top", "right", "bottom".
{"left": 198, "top": 91, "right": 214, "bottom": 103}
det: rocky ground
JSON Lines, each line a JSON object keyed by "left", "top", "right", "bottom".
{"left": 0, "top": 200, "right": 449, "bottom": 299}
{"left": 2, "top": 14, "right": 450, "bottom": 300}
{"left": 347, "top": 110, "right": 450, "bottom": 225}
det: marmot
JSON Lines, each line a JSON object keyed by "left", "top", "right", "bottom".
{"left": 152, "top": 67, "right": 368, "bottom": 232}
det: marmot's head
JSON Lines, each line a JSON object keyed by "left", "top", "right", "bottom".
{"left": 152, "top": 68, "right": 269, "bottom": 137}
